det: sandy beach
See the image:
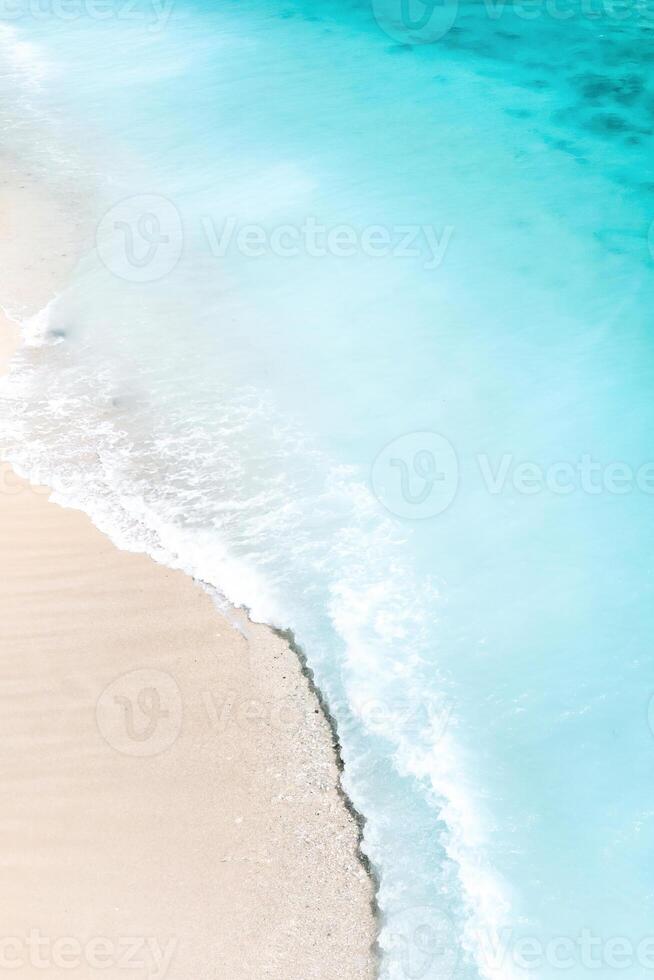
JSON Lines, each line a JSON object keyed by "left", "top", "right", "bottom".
{"left": 0, "top": 163, "right": 375, "bottom": 977}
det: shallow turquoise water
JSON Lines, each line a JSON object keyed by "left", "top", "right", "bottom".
{"left": 1, "top": 1, "right": 654, "bottom": 975}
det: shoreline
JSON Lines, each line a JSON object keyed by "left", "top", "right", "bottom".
{"left": 0, "top": 161, "right": 377, "bottom": 976}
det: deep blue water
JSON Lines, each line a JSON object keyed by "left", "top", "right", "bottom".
{"left": 1, "top": 0, "right": 654, "bottom": 975}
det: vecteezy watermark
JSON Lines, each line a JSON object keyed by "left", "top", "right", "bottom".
{"left": 476, "top": 926, "right": 654, "bottom": 973}
{"left": 95, "top": 195, "right": 453, "bottom": 282}
{"left": 371, "top": 432, "right": 459, "bottom": 520}
{"left": 0, "top": 0, "right": 174, "bottom": 29}
{"left": 200, "top": 690, "right": 306, "bottom": 737}
{"left": 382, "top": 912, "right": 654, "bottom": 978}
{"left": 96, "top": 671, "right": 309, "bottom": 759}
{"left": 372, "top": 0, "right": 460, "bottom": 44}
{"left": 371, "top": 0, "right": 653, "bottom": 45}
{"left": 382, "top": 906, "right": 459, "bottom": 980}
{"left": 371, "top": 432, "right": 654, "bottom": 520}
{"left": 96, "top": 668, "right": 183, "bottom": 757}
{"left": 475, "top": 454, "right": 654, "bottom": 498}
{"left": 0, "top": 931, "right": 177, "bottom": 978}
{"left": 96, "top": 669, "right": 450, "bottom": 757}
{"left": 202, "top": 216, "right": 453, "bottom": 270}
{"left": 351, "top": 692, "right": 454, "bottom": 744}
{"left": 96, "top": 195, "right": 183, "bottom": 283}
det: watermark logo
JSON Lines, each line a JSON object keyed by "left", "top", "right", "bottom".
{"left": 385, "top": 918, "right": 654, "bottom": 976}
{"left": 354, "top": 693, "right": 454, "bottom": 744}
{"left": 96, "top": 195, "right": 183, "bottom": 283}
{"left": 202, "top": 216, "right": 452, "bottom": 270}
{"left": 371, "top": 0, "right": 653, "bottom": 43}
{"left": 96, "top": 668, "right": 183, "bottom": 757}
{"left": 94, "top": 202, "right": 453, "bottom": 278}
{"left": 0, "top": 0, "right": 175, "bottom": 29}
{"left": 201, "top": 690, "right": 305, "bottom": 737}
{"left": 480, "top": 926, "right": 654, "bottom": 972}
{"left": 371, "top": 433, "right": 654, "bottom": 521}
{"left": 372, "top": 0, "right": 459, "bottom": 44}
{"left": 384, "top": 906, "right": 459, "bottom": 980}
{"left": 371, "top": 432, "right": 459, "bottom": 520}
{"left": 0, "top": 931, "right": 177, "bottom": 978}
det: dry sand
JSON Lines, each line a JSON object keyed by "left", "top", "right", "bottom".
{"left": 0, "top": 163, "right": 376, "bottom": 978}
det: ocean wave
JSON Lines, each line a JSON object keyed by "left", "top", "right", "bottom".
{"left": 0, "top": 290, "right": 522, "bottom": 980}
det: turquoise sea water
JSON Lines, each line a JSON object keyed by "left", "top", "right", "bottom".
{"left": 1, "top": 1, "right": 654, "bottom": 975}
